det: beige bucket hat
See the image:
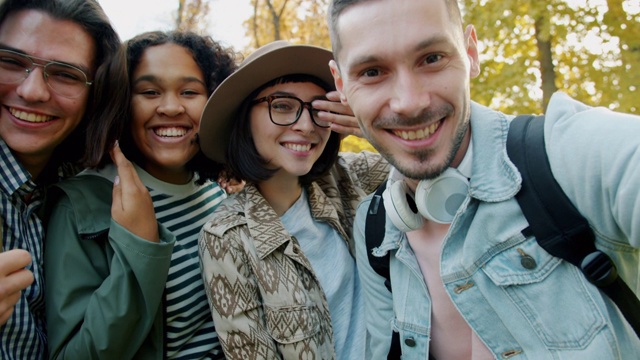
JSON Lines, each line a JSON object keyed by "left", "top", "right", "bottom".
{"left": 199, "top": 40, "right": 335, "bottom": 163}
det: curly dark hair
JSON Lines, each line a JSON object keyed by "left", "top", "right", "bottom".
{"left": 85, "top": 30, "right": 239, "bottom": 184}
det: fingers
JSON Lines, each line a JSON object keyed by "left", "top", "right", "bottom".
{"left": 109, "top": 143, "right": 159, "bottom": 243}
{"left": 313, "top": 91, "right": 362, "bottom": 138}
{"left": 330, "top": 121, "right": 364, "bottom": 138}
{"left": 313, "top": 92, "right": 354, "bottom": 117}
{"left": 0, "top": 250, "right": 34, "bottom": 326}
{"left": 320, "top": 110, "right": 363, "bottom": 138}
{"left": 110, "top": 142, "right": 145, "bottom": 194}
{"left": 224, "top": 180, "right": 246, "bottom": 195}
{"left": 325, "top": 90, "right": 341, "bottom": 101}
{"left": 0, "top": 249, "right": 31, "bottom": 274}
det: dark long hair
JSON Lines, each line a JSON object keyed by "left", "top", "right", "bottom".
{"left": 0, "top": 0, "right": 126, "bottom": 173}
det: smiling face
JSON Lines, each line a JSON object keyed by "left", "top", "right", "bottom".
{"left": 331, "top": 0, "right": 479, "bottom": 181}
{"left": 130, "top": 43, "right": 207, "bottom": 184}
{"left": 0, "top": 9, "right": 95, "bottom": 177}
{"left": 250, "top": 81, "right": 332, "bottom": 183}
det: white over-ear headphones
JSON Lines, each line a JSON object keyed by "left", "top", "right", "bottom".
{"left": 382, "top": 141, "right": 473, "bottom": 231}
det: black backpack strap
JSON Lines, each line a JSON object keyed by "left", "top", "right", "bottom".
{"left": 365, "top": 182, "right": 402, "bottom": 359}
{"left": 508, "top": 114, "right": 640, "bottom": 338}
{"left": 366, "top": 182, "right": 391, "bottom": 291}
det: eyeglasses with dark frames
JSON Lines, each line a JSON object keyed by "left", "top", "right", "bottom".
{"left": 0, "top": 48, "right": 92, "bottom": 98}
{"left": 251, "top": 95, "right": 331, "bottom": 128}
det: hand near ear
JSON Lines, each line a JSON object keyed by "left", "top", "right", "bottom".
{"left": 313, "top": 90, "right": 363, "bottom": 138}
{"left": 110, "top": 143, "right": 159, "bottom": 243}
{"left": 217, "top": 169, "right": 245, "bottom": 195}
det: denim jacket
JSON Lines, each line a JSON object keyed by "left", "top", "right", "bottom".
{"left": 355, "top": 92, "right": 640, "bottom": 360}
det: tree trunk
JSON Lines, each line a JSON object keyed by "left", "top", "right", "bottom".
{"left": 534, "top": 15, "right": 557, "bottom": 111}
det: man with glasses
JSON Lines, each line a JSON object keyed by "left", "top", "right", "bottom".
{"left": 0, "top": 0, "right": 123, "bottom": 358}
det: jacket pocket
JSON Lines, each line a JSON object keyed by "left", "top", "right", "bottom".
{"left": 264, "top": 304, "right": 321, "bottom": 344}
{"left": 482, "top": 236, "right": 606, "bottom": 350}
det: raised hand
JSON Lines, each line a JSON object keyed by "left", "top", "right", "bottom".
{"left": 217, "top": 169, "right": 245, "bottom": 195}
{"left": 110, "top": 143, "right": 159, "bottom": 243}
{"left": 0, "top": 249, "right": 33, "bottom": 326}
{"left": 313, "top": 90, "right": 363, "bottom": 138}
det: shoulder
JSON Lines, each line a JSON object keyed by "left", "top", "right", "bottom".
{"left": 331, "top": 151, "right": 389, "bottom": 194}
{"left": 47, "top": 173, "right": 113, "bottom": 232}
{"left": 337, "top": 151, "right": 387, "bottom": 172}
{"left": 53, "top": 173, "right": 112, "bottom": 208}
{"left": 201, "top": 190, "right": 248, "bottom": 237}
{"left": 543, "top": 92, "right": 640, "bottom": 162}
{"left": 545, "top": 92, "right": 640, "bottom": 137}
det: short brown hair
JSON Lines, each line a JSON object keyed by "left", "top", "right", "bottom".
{"left": 328, "top": 0, "right": 464, "bottom": 62}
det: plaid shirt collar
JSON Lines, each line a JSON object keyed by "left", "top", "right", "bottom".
{"left": 0, "top": 138, "right": 34, "bottom": 197}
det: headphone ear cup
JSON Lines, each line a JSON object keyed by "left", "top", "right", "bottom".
{"left": 415, "top": 169, "right": 469, "bottom": 224}
{"left": 382, "top": 181, "right": 424, "bottom": 232}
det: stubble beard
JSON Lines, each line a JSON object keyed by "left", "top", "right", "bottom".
{"left": 365, "top": 103, "right": 470, "bottom": 181}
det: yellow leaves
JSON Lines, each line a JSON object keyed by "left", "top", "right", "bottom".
{"left": 340, "top": 136, "right": 377, "bottom": 153}
{"left": 244, "top": 0, "right": 331, "bottom": 50}
{"left": 465, "top": 0, "right": 639, "bottom": 114}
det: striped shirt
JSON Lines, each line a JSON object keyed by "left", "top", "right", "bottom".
{"left": 135, "top": 167, "right": 226, "bottom": 359}
{"left": 0, "top": 139, "right": 47, "bottom": 359}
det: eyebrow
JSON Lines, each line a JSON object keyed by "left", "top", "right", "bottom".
{"left": 0, "top": 43, "right": 93, "bottom": 76}
{"left": 132, "top": 74, "right": 206, "bottom": 87}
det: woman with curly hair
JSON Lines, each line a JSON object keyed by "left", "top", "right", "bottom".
{"left": 44, "top": 30, "right": 238, "bottom": 359}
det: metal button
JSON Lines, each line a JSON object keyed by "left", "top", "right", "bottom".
{"left": 404, "top": 337, "right": 416, "bottom": 347}
{"left": 517, "top": 248, "right": 537, "bottom": 269}
{"left": 520, "top": 255, "right": 537, "bottom": 269}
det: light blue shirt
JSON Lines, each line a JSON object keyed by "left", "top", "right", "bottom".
{"left": 355, "top": 92, "right": 640, "bottom": 360}
{"left": 282, "top": 189, "right": 365, "bottom": 360}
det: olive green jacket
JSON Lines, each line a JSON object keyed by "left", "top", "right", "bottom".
{"left": 45, "top": 174, "right": 175, "bottom": 360}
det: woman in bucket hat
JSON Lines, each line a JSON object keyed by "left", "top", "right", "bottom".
{"left": 198, "top": 40, "right": 389, "bottom": 359}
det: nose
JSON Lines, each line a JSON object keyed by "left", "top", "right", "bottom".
{"left": 15, "top": 67, "right": 51, "bottom": 103}
{"left": 157, "top": 94, "right": 185, "bottom": 117}
{"left": 290, "top": 106, "right": 315, "bottom": 133}
{"left": 388, "top": 69, "right": 431, "bottom": 118}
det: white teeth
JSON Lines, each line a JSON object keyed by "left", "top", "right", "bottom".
{"left": 284, "top": 143, "right": 312, "bottom": 152}
{"left": 393, "top": 122, "right": 440, "bottom": 140}
{"left": 9, "top": 108, "right": 54, "bottom": 123}
{"left": 154, "top": 127, "right": 187, "bottom": 137}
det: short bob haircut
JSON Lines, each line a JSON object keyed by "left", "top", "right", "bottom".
{"left": 90, "top": 30, "right": 238, "bottom": 183}
{"left": 227, "top": 74, "right": 341, "bottom": 186}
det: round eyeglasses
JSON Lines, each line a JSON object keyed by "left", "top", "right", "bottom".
{"left": 251, "top": 95, "right": 331, "bottom": 128}
{"left": 0, "top": 49, "right": 92, "bottom": 98}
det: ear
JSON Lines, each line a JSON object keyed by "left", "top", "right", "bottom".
{"left": 464, "top": 25, "right": 480, "bottom": 78}
{"left": 329, "top": 60, "right": 348, "bottom": 105}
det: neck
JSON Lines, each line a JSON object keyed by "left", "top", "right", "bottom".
{"left": 143, "top": 165, "right": 192, "bottom": 185}
{"left": 257, "top": 172, "right": 303, "bottom": 216}
{"left": 15, "top": 152, "right": 53, "bottom": 181}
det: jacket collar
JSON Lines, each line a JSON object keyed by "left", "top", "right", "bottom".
{"left": 467, "top": 101, "right": 522, "bottom": 202}
{"left": 243, "top": 182, "right": 344, "bottom": 260}
{"left": 51, "top": 170, "right": 114, "bottom": 235}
